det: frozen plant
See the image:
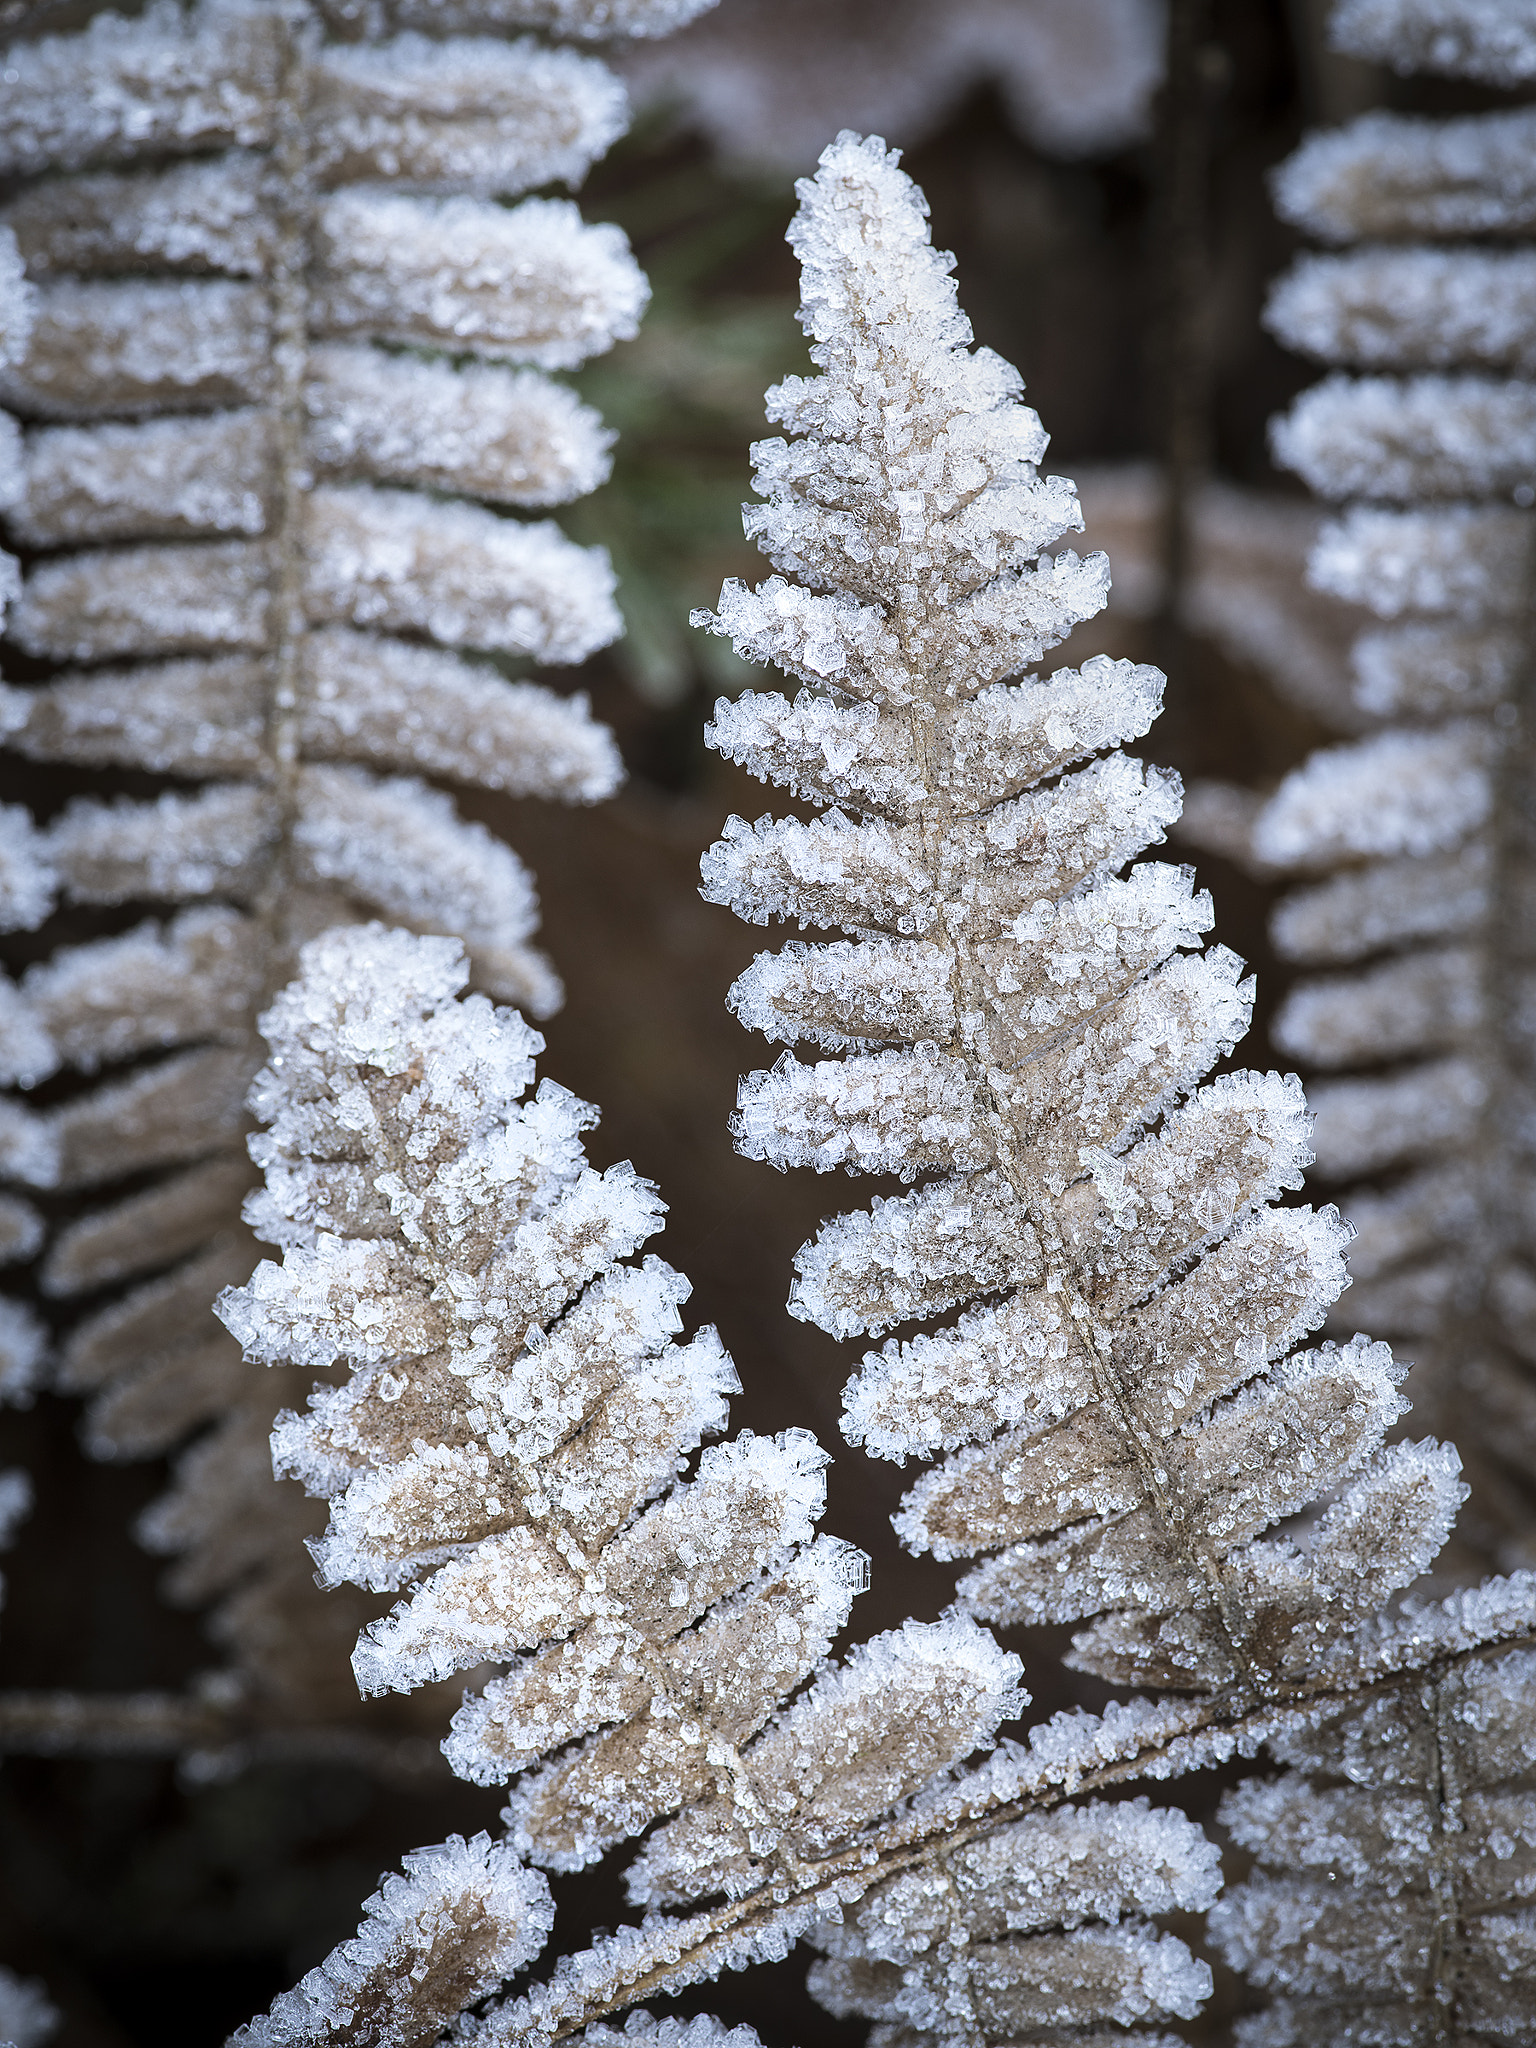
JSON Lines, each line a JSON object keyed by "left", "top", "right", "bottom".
{"left": 702, "top": 128, "right": 1450, "bottom": 1701}
{"left": 223, "top": 924, "right": 1221, "bottom": 2047}
{"left": 1238, "top": 0, "right": 1536, "bottom": 1574}
{"left": 699, "top": 130, "right": 1536, "bottom": 2038}
{"left": 215, "top": 138, "right": 1536, "bottom": 2048}
{"left": 0, "top": 0, "right": 709, "bottom": 1736}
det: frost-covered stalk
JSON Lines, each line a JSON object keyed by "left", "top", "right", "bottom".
{"left": 224, "top": 924, "right": 1225, "bottom": 2047}
{"left": 695, "top": 130, "right": 1536, "bottom": 2045}
{"left": 1239, "top": 0, "right": 1536, "bottom": 1574}
{"left": 0, "top": 0, "right": 711, "bottom": 1729}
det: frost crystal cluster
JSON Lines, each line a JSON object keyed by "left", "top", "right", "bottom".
{"left": 224, "top": 925, "right": 1229, "bottom": 2048}
{"left": 1250, "top": 0, "right": 1536, "bottom": 1572}
{"left": 700, "top": 131, "right": 1536, "bottom": 2042}
{"left": 0, "top": 0, "right": 713, "bottom": 1727}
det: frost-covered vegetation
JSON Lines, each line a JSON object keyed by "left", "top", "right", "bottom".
{"left": 4, "top": 2, "right": 1536, "bottom": 2045}
{"left": 203, "top": 131, "right": 1536, "bottom": 2047}
{"left": 0, "top": 0, "right": 706, "bottom": 1730}
{"left": 1206, "top": 0, "right": 1536, "bottom": 1587}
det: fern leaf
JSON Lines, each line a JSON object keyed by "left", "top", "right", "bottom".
{"left": 229, "top": 923, "right": 1233, "bottom": 2048}
{"left": 1236, "top": 6, "right": 1536, "bottom": 1575}
{"left": 1212, "top": 1646, "right": 1536, "bottom": 2041}
{"left": 697, "top": 131, "right": 1478, "bottom": 1713}
{"left": 0, "top": 0, "right": 666, "bottom": 1725}
{"left": 218, "top": 923, "right": 867, "bottom": 1872}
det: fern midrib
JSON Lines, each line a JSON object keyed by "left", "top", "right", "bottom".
{"left": 873, "top": 431, "right": 1263, "bottom": 1696}
{"left": 1424, "top": 1672, "right": 1466, "bottom": 2041}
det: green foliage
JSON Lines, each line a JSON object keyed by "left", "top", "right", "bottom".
{"left": 570, "top": 120, "right": 811, "bottom": 704}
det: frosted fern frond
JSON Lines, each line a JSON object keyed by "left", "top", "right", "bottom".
{"left": 1211, "top": 1647, "right": 1536, "bottom": 2042}
{"left": 1239, "top": 7, "right": 1536, "bottom": 1575}
{"left": 803, "top": 1798, "right": 1219, "bottom": 2047}
{"left": 228, "top": 925, "right": 1243, "bottom": 2048}
{"left": 697, "top": 132, "right": 1478, "bottom": 1712}
{"left": 0, "top": 0, "right": 683, "bottom": 1725}
{"left": 220, "top": 924, "right": 868, "bottom": 1875}
{"left": 474, "top": 1578, "right": 1536, "bottom": 2048}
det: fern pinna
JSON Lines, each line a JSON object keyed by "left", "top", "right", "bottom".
{"left": 0, "top": 0, "right": 714, "bottom": 1736}
{"left": 697, "top": 130, "right": 1536, "bottom": 2037}
{"left": 1243, "top": 0, "right": 1536, "bottom": 1577}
